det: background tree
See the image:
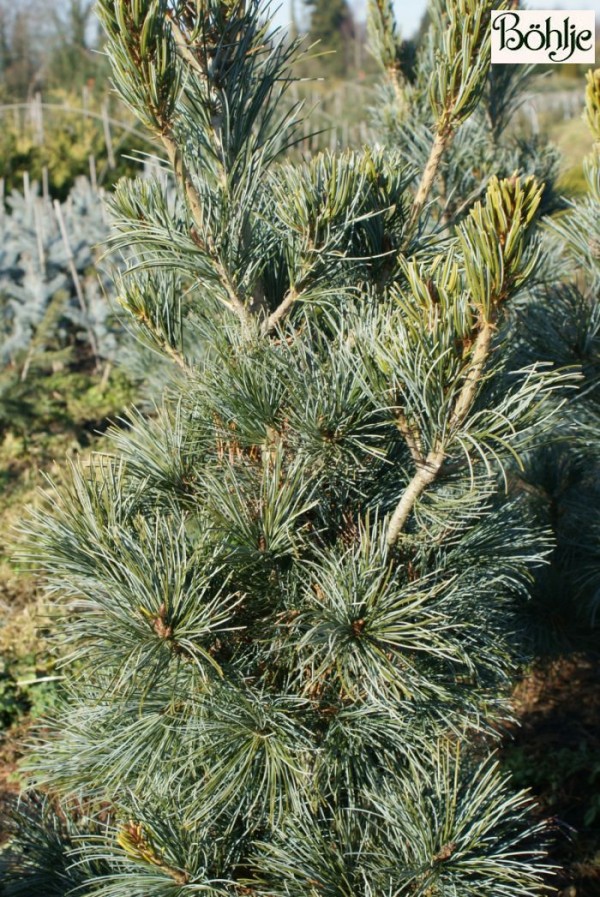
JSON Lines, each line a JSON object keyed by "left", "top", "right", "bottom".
{"left": 0, "top": 0, "right": 153, "bottom": 199}
{"left": 46, "top": 1, "right": 107, "bottom": 91}
{"left": 0, "top": 1, "right": 586, "bottom": 894}
{"left": 0, "top": 9, "right": 41, "bottom": 100}
{"left": 0, "top": 0, "right": 107, "bottom": 99}
{"left": 304, "top": 0, "right": 356, "bottom": 78}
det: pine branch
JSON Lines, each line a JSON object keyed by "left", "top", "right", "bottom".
{"left": 262, "top": 286, "right": 300, "bottom": 336}
{"left": 161, "top": 132, "right": 250, "bottom": 325}
{"left": 262, "top": 276, "right": 312, "bottom": 336}
{"left": 395, "top": 410, "right": 424, "bottom": 465}
{"left": 387, "top": 173, "right": 542, "bottom": 544}
{"left": 128, "top": 302, "right": 190, "bottom": 372}
{"left": 386, "top": 449, "right": 444, "bottom": 544}
{"left": 400, "top": 0, "right": 506, "bottom": 242}
{"left": 166, "top": 10, "right": 207, "bottom": 82}
{"left": 387, "top": 321, "right": 492, "bottom": 545}
{"left": 118, "top": 820, "right": 190, "bottom": 885}
{"left": 367, "top": 0, "right": 407, "bottom": 112}
{"left": 404, "top": 127, "right": 451, "bottom": 240}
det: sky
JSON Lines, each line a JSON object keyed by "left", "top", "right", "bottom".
{"left": 272, "top": 0, "right": 600, "bottom": 36}
{"left": 394, "top": 0, "right": 600, "bottom": 37}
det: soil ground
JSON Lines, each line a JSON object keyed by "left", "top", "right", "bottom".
{"left": 504, "top": 654, "right": 600, "bottom": 897}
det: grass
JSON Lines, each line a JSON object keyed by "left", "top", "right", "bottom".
{"left": 0, "top": 364, "right": 136, "bottom": 740}
{"left": 545, "top": 115, "right": 592, "bottom": 198}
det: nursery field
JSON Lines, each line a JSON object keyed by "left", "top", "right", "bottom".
{"left": 0, "top": 2, "right": 599, "bottom": 896}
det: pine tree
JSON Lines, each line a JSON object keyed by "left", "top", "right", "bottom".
{"left": 1, "top": 1, "right": 588, "bottom": 893}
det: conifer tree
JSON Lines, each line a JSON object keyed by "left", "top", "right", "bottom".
{"left": 1, "top": 2, "right": 588, "bottom": 894}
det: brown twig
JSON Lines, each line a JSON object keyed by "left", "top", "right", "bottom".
{"left": 261, "top": 285, "right": 300, "bottom": 336}
{"left": 448, "top": 322, "right": 493, "bottom": 430}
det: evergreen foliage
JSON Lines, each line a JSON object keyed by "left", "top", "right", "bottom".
{"left": 513, "top": 68, "right": 600, "bottom": 650}
{"left": 2, "top": 1, "right": 597, "bottom": 894}
{"left": 0, "top": 172, "right": 173, "bottom": 441}
{"left": 368, "top": 0, "right": 564, "bottom": 226}
{"left": 0, "top": 177, "right": 115, "bottom": 372}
